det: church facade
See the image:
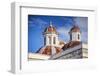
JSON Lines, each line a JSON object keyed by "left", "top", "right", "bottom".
{"left": 28, "top": 22, "right": 88, "bottom": 60}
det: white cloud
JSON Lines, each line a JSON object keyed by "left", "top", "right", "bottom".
{"left": 81, "top": 31, "right": 88, "bottom": 43}
{"left": 57, "top": 27, "right": 69, "bottom": 35}
{"left": 29, "top": 18, "right": 48, "bottom": 29}
{"left": 75, "top": 17, "right": 88, "bottom": 31}
{"left": 75, "top": 17, "right": 88, "bottom": 43}
{"left": 57, "top": 27, "right": 70, "bottom": 42}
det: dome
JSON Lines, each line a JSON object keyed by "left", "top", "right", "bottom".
{"left": 44, "top": 21, "right": 58, "bottom": 34}
{"left": 37, "top": 46, "right": 62, "bottom": 55}
{"left": 70, "top": 26, "right": 80, "bottom": 33}
{"left": 59, "top": 41, "right": 65, "bottom": 45}
{"left": 44, "top": 26, "right": 58, "bottom": 34}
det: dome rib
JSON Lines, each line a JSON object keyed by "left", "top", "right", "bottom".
{"left": 44, "top": 25, "right": 58, "bottom": 34}
{"left": 70, "top": 25, "right": 80, "bottom": 33}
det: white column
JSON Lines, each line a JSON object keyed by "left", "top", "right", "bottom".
{"left": 56, "top": 36, "right": 58, "bottom": 46}
{"left": 46, "top": 35, "right": 49, "bottom": 46}
{"left": 51, "top": 35, "right": 53, "bottom": 46}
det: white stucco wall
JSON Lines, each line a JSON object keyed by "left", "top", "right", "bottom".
{"left": 45, "top": 33, "right": 59, "bottom": 46}
{"left": 28, "top": 53, "right": 50, "bottom": 60}
{"left": 71, "top": 32, "right": 81, "bottom": 41}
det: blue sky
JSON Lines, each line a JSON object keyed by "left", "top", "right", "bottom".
{"left": 28, "top": 15, "right": 88, "bottom": 53}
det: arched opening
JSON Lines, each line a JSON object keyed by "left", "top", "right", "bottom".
{"left": 44, "top": 37, "right": 46, "bottom": 45}
{"left": 70, "top": 34, "right": 72, "bottom": 40}
{"left": 53, "top": 37, "right": 56, "bottom": 44}
{"left": 49, "top": 36, "right": 51, "bottom": 45}
{"left": 78, "top": 34, "right": 80, "bottom": 40}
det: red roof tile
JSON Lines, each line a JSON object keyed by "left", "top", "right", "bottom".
{"left": 38, "top": 46, "right": 62, "bottom": 55}
{"left": 62, "top": 41, "right": 81, "bottom": 50}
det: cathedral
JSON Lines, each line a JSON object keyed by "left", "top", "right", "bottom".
{"left": 28, "top": 22, "right": 88, "bottom": 60}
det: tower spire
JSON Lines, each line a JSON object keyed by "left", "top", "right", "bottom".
{"left": 50, "top": 21, "right": 52, "bottom": 27}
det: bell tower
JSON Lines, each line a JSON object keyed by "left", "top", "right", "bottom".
{"left": 69, "top": 26, "right": 81, "bottom": 41}
{"left": 43, "top": 21, "right": 59, "bottom": 46}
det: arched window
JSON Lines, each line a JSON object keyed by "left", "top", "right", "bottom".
{"left": 53, "top": 37, "right": 56, "bottom": 44}
{"left": 44, "top": 37, "right": 46, "bottom": 45}
{"left": 78, "top": 34, "right": 80, "bottom": 40}
{"left": 70, "top": 34, "right": 72, "bottom": 40}
{"left": 49, "top": 36, "right": 51, "bottom": 45}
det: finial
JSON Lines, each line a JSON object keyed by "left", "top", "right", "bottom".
{"left": 50, "top": 21, "right": 52, "bottom": 27}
